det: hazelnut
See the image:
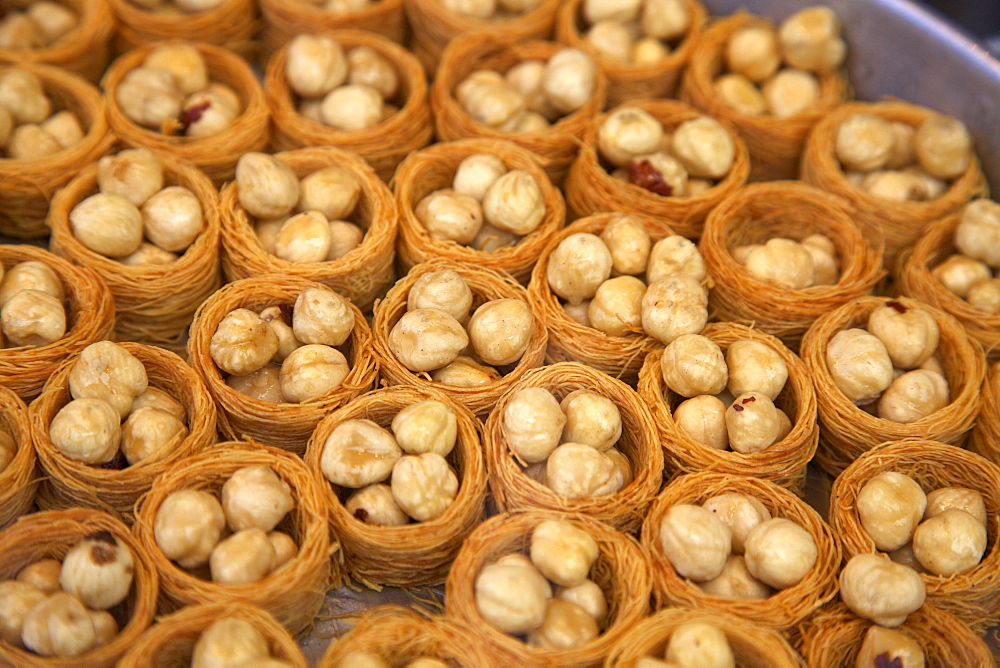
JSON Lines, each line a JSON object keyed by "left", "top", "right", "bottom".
{"left": 725, "top": 391, "right": 781, "bottom": 454}
{"left": 527, "top": 600, "right": 599, "bottom": 650}
{"left": 279, "top": 344, "right": 350, "bottom": 403}
{"left": 60, "top": 531, "right": 134, "bottom": 610}
{"left": 914, "top": 114, "right": 972, "bottom": 180}
{"left": 599, "top": 215, "right": 651, "bottom": 276}
{"left": 222, "top": 465, "right": 295, "bottom": 533}
{"left": 660, "top": 334, "right": 728, "bottom": 398}
{"left": 560, "top": 389, "right": 622, "bottom": 452}
{"left": 235, "top": 153, "right": 300, "bottom": 220}
{"left": 415, "top": 189, "right": 484, "bottom": 245}
{"left": 274, "top": 211, "right": 332, "bottom": 263}
{"left": 226, "top": 364, "right": 284, "bottom": 403}
{"left": 0, "top": 260, "right": 62, "bottom": 306}
{"left": 641, "top": 0, "right": 689, "bottom": 39}
{"left": 388, "top": 308, "right": 468, "bottom": 372}
{"left": 825, "top": 328, "right": 894, "bottom": 405}
{"left": 924, "top": 487, "right": 987, "bottom": 526}
{"left": 587, "top": 275, "right": 645, "bottom": 336}
{"left": 725, "top": 339, "right": 788, "bottom": 400}
{"left": 432, "top": 356, "right": 501, "bottom": 387}
{"left": 97, "top": 149, "right": 164, "bottom": 208}
{"left": 89, "top": 610, "right": 118, "bottom": 648}
{"left": 855, "top": 626, "right": 925, "bottom": 668}
{"left": 561, "top": 300, "right": 591, "bottom": 327}
{"left": 120, "top": 406, "right": 188, "bottom": 465}
{"left": 40, "top": 111, "right": 84, "bottom": 149}
{"left": 698, "top": 554, "right": 773, "bottom": 601}
{"left": 327, "top": 221, "right": 365, "bottom": 260}
{"left": 16, "top": 560, "right": 62, "bottom": 596}
{"left": 646, "top": 235, "right": 707, "bottom": 284}
{"left": 932, "top": 255, "right": 992, "bottom": 299}
{"left": 192, "top": 618, "right": 269, "bottom": 668}
{"left": 778, "top": 6, "right": 846, "bottom": 73}
{"left": 744, "top": 238, "right": 815, "bottom": 289}
{"left": 658, "top": 504, "right": 732, "bottom": 582}
{"left": 298, "top": 166, "right": 360, "bottom": 221}
{"left": 456, "top": 72, "right": 524, "bottom": 128}
{"left": 585, "top": 21, "right": 634, "bottom": 63}
{"left": 390, "top": 452, "right": 459, "bottom": 521}
{"left": 143, "top": 43, "right": 208, "bottom": 95}
{"left": 762, "top": 68, "right": 820, "bottom": 119}
{"left": 154, "top": 488, "right": 226, "bottom": 568}
{"left": 641, "top": 273, "right": 708, "bottom": 344}
{"left": 0, "top": 12, "right": 47, "bottom": 50}
{"left": 867, "top": 301, "right": 940, "bottom": 369}
{"left": 556, "top": 579, "right": 607, "bottom": 629}
{"left": 467, "top": 298, "right": 533, "bottom": 366}
{"left": 597, "top": 107, "right": 664, "bottom": 168}
{"left": 20, "top": 592, "right": 96, "bottom": 658}
{"left": 702, "top": 493, "right": 771, "bottom": 554}
{"left": 877, "top": 369, "right": 949, "bottom": 423}
{"left": 321, "top": 419, "right": 402, "bottom": 488}
{"left": 70, "top": 193, "right": 144, "bottom": 259}
{"left": 726, "top": 25, "right": 780, "bottom": 83}
{"left": 210, "top": 529, "right": 276, "bottom": 585}
{"left": 347, "top": 46, "right": 399, "bottom": 100}
{"left": 674, "top": 395, "right": 728, "bottom": 450}
{"left": 547, "top": 233, "right": 613, "bottom": 305}
{"left": 391, "top": 401, "right": 457, "bottom": 457}
{"left": 270, "top": 533, "right": 299, "bottom": 572}
{"left": 259, "top": 305, "right": 300, "bottom": 363}
{"left": 836, "top": 113, "right": 897, "bottom": 173}
{"left": 141, "top": 186, "right": 203, "bottom": 252}
{"left": 504, "top": 61, "right": 558, "bottom": 120}
{"left": 286, "top": 34, "right": 347, "bottom": 98}
{"left": 545, "top": 442, "right": 623, "bottom": 498}
{"left": 530, "top": 519, "right": 599, "bottom": 587}
{"left": 665, "top": 622, "right": 735, "bottom": 668}
{"left": 475, "top": 559, "right": 551, "bottom": 634}
{"left": 1, "top": 289, "right": 66, "bottom": 347}
{"left": 671, "top": 117, "right": 736, "bottom": 180}
{"left": 628, "top": 152, "right": 688, "bottom": 196}
{"left": 210, "top": 308, "right": 280, "bottom": 376}
{"left": 714, "top": 73, "right": 767, "bottom": 116}
{"left": 857, "top": 471, "right": 927, "bottom": 552}
{"left": 861, "top": 170, "right": 926, "bottom": 202}
{"left": 481, "top": 170, "right": 545, "bottom": 236}
{"left": 293, "top": 287, "right": 354, "bottom": 346}
{"left": 0, "top": 70, "right": 50, "bottom": 124}
{"left": 6, "top": 124, "right": 62, "bottom": 160}
{"left": 912, "top": 509, "right": 987, "bottom": 576}
{"left": 321, "top": 84, "right": 384, "bottom": 130}
{"left": 453, "top": 154, "right": 508, "bottom": 203}
{"left": 115, "top": 66, "right": 184, "bottom": 130}
{"left": 956, "top": 199, "right": 1000, "bottom": 268}
{"left": 345, "top": 483, "right": 410, "bottom": 526}
{"left": 48, "top": 398, "right": 121, "bottom": 464}
{"left": 504, "top": 387, "right": 566, "bottom": 463}
{"left": 542, "top": 48, "right": 596, "bottom": 115}
{"left": 743, "top": 517, "right": 817, "bottom": 589}
{"left": 407, "top": 269, "right": 473, "bottom": 324}
{"left": 839, "top": 554, "right": 926, "bottom": 627}
{"left": 0, "top": 581, "right": 46, "bottom": 648}
{"left": 181, "top": 83, "right": 240, "bottom": 138}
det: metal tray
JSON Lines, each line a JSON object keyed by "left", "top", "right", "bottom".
{"left": 311, "top": 0, "right": 1000, "bottom": 662}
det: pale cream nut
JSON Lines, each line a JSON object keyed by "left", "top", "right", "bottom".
{"left": 839, "top": 553, "right": 926, "bottom": 627}
{"left": 321, "top": 419, "right": 402, "bottom": 488}
{"left": 743, "top": 517, "right": 817, "bottom": 589}
{"left": 545, "top": 442, "right": 623, "bottom": 498}
{"left": 658, "top": 504, "right": 731, "bottom": 582}
{"left": 504, "top": 387, "right": 566, "bottom": 464}
{"left": 560, "top": 389, "right": 622, "bottom": 452}
{"left": 390, "top": 452, "right": 459, "bottom": 521}
{"left": 856, "top": 471, "right": 927, "bottom": 553}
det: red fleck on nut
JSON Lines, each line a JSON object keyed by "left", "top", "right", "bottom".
{"left": 628, "top": 159, "right": 673, "bottom": 196}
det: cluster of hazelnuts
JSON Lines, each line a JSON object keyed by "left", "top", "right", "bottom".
{"left": 0, "top": 258, "right": 67, "bottom": 349}
{"left": 287, "top": 34, "right": 402, "bottom": 133}
{"left": 320, "top": 400, "right": 461, "bottom": 524}
{"left": 116, "top": 43, "right": 240, "bottom": 137}
{"left": 388, "top": 268, "right": 534, "bottom": 384}
{"left": 456, "top": 48, "right": 597, "bottom": 133}
{"left": 416, "top": 152, "right": 546, "bottom": 252}
{"left": 659, "top": 494, "right": 817, "bottom": 599}
{"left": 70, "top": 149, "right": 205, "bottom": 265}
{"left": 475, "top": 519, "right": 607, "bottom": 649}
{"left": 638, "top": 621, "right": 737, "bottom": 667}
{"left": 0, "top": 68, "right": 85, "bottom": 160}
{"left": 934, "top": 198, "right": 1000, "bottom": 313}
{"left": 548, "top": 217, "right": 709, "bottom": 345}
{"left": 837, "top": 111, "right": 973, "bottom": 203}
{"left": 49, "top": 341, "right": 189, "bottom": 467}
{"left": 731, "top": 233, "right": 839, "bottom": 290}
{"left": 236, "top": 152, "right": 367, "bottom": 265}
{"left": 598, "top": 108, "right": 736, "bottom": 197}
{"left": 189, "top": 617, "right": 297, "bottom": 668}
{"left": 0, "top": 532, "right": 134, "bottom": 658}
{"left": 504, "top": 386, "right": 631, "bottom": 499}
{"left": 153, "top": 465, "right": 299, "bottom": 585}
{"left": 663, "top": 335, "right": 792, "bottom": 455}
{"left": 715, "top": 6, "right": 845, "bottom": 119}
{"left": 826, "top": 301, "right": 949, "bottom": 422}
{"left": 0, "top": 0, "right": 76, "bottom": 50}
{"left": 214, "top": 287, "right": 355, "bottom": 405}
{"left": 579, "top": 0, "right": 692, "bottom": 67}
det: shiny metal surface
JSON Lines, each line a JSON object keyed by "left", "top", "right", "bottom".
{"left": 704, "top": 0, "right": 1000, "bottom": 190}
